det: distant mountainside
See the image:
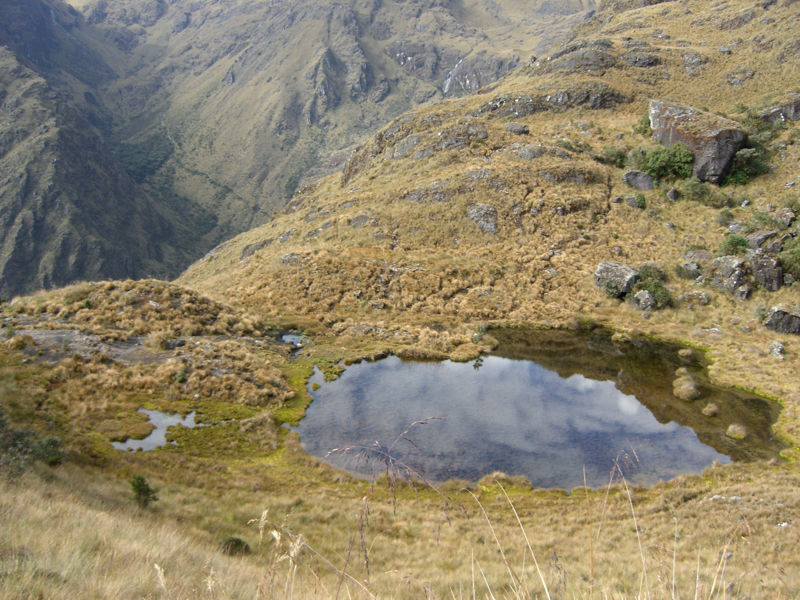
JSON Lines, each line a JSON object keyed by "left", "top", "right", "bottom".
{"left": 0, "top": 0, "right": 597, "bottom": 298}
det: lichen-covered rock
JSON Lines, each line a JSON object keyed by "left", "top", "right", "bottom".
{"left": 542, "top": 49, "right": 616, "bottom": 74}
{"left": 752, "top": 255, "right": 783, "bottom": 291}
{"left": 769, "top": 341, "right": 786, "bottom": 360}
{"left": 622, "top": 170, "right": 655, "bottom": 190}
{"left": 759, "top": 94, "right": 800, "bottom": 124}
{"left": 734, "top": 283, "right": 754, "bottom": 300}
{"left": 505, "top": 123, "right": 529, "bottom": 135}
{"left": 678, "top": 291, "right": 710, "bottom": 306}
{"left": 634, "top": 289, "right": 657, "bottom": 310}
{"left": 595, "top": 262, "right": 639, "bottom": 296}
{"left": 466, "top": 203, "right": 498, "bottom": 234}
{"left": 747, "top": 230, "right": 777, "bottom": 249}
{"left": 649, "top": 100, "right": 747, "bottom": 184}
{"left": 621, "top": 52, "right": 660, "bottom": 68}
{"left": 711, "top": 256, "right": 746, "bottom": 293}
{"left": 702, "top": 402, "right": 719, "bottom": 417}
{"left": 763, "top": 304, "right": 800, "bottom": 334}
{"left": 775, "top": 207, "right": 796, "bottom": 227}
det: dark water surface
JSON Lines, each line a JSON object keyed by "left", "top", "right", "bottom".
{"left": 295, "top": 330, "right": 784, "bottom": 489}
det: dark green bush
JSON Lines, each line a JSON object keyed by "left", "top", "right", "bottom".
{"left": 633, "top": 114, "right": 652, "bottom": 137}
{"left": 717, "top": 208, "right": 734, "bottom": 226}
{"left": 780, "top": 238, "right": 800, "bottom": 280}
{"left": 744, "top": 211, "right": 784, "bottom": 233}
{"left": 718, "top": 234, "right": 749, "bottom": 256}
{"left": 221, "top": 537, "right": 251, "bottom": 556}
{"left": 602, "top": 280, "right": 621, "bottom": 298}
{"left": 130, "top": 475, "right": 159, "bottom": 507}
{"left": 632, "top": 264, "right": 672, "bottom": 307}
{"left": 723, "top": 147, "right": 770, "bottom": 186}
{"left": 635, "top": 193, "right": 647, "bottom": 209}
{"left": 674, "top": 264, "right": 699, "bottom": 280}
{"left": 635, "top": 143, "right": 695, "bottom": 180}
{"left": 34, "top": 436, "right": 65, "bottom": 466}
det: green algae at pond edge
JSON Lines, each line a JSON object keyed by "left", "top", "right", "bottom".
{"left": 294, "top": 329, "right": 785, "bottom": 490}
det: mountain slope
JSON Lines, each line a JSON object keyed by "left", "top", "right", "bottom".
{"left": 178, "top": 0, "right": 800, "bottom": 448}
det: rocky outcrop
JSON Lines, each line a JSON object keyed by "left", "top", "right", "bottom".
{"left": 649, "top": 100, "right": 747, "bottom": 184}
{"left": 634, "top": 289, "right": 657, "bottom": 310}
{"left": 761, "top": 95, "right": 800, "bottom": 124}
{"left": 763, "top": 304, "right": 800, "bottom": 334}
{"left": 595, "top": 262, "right": 639, "bottom": 296}
{"left": 711, "top": 256, "right": 746, "bottom": 293}
{"left": 466, "top": 204, "right": 498, "bottom": 234}
{"left": 752, "top": 254, "right": 783, "bottom": 291}
{"left": 475, "top": 82, "right": 629, "bottom": 118}
{"left": 622, "top": 170, "right": 655, "bottom": 190}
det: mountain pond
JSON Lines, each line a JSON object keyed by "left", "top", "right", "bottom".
{"left": 294, "top": 329, "right": 785, "bottom": 490}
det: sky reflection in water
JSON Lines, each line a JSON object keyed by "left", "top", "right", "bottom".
{"left": 296, "top": 355, "right": 730, "bottom": 489}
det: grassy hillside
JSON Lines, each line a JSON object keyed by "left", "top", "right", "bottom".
{"left": 3, "top": 0, "right": 800, "bottom": 597}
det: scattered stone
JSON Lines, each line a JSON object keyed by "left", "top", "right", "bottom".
{"left": 667, "top": 187, "right": 680, "bottom": 201}
{"left": 678, "top": 348, "right": 694, "bottom": 358}
{"left": 768, "top": 457, "right": 780, "bottom": 466}
{"left": 726, "top": 424, "right": 748, "bottom": 440}
{"left": 679, "top": 291, "right": 710, "bottom": 306}
{"left": 466, "top": 203, "right": 498, "bottom": 234}
{"left": 726, "top": 67, "right": 755, "bottom": 86}
{"left": 505, "top": 123, "right": 529, "bottom": 135}
{"left": 634, "top": 289, "right": 657, "bottom": 310}
{"left": 775, "top": 207, "right": 796, "bottom": 227}
{"left": 711, "top": 255, "right": 746, "bottom": 293}
{"left": 681, "top": 261, "right": 703, "bottom": 279}
{"left": 681, "top": 51, "right": 707, "bottom": 75}
{"left": 595, "top": 262, "right": 639, "bottom": 296}
{"left": 666, "top": 222, "right": 675, "bottom": 230}
{"left": 641, "top": 311, "right": 652, "bottom": 319}
{"left": 702, "top": 402, "right": 719, "bottom": 416}
{"left": 625, "top": 195, "right": 642, "bottom": 208}
{"left": 623, "top": 169, "right": 655, "bottom": 190}
{"left": 685, "top": 249, "right": 714, "bottom": 263}
{"left": 280, "top": 253, "right": 301, "bottom": 265}
{"left": 240, "top": 238, "right": 274, "bottom": 260}
{"left": 769, "top": 340, "right": 786, "bottom": 359}
{"left": 741, "top": 199, "right": 750, "bottom": 208}
{"left": 621, "top": 52, "right": 661, "bottom": 68}
{"left": 611, "top": 196, "right": 623, "bottom": 203}
{"left": 747, "top": 230, "right": 777, "bottom": 249}
{"left": 728, "top": 222, "right": 743, "bottom": 234}
{"left": 649, "top": 100, "right": 747, "bottom": 184}
{"left": 752, "top": 254, "right": 783, "bottom": 291}
{"left": 734, "top": 283, "right": 754, "bottom": 300}
{"left": 785, "top": 273, "right": 796, "bottom": 286}
{"left": 763, "top": 304, "right": 800, "bottom": 333}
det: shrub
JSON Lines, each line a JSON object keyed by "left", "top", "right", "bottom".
{"left": 674, "top": 264, "right": 698, "bottom": 280}
{"left": 780, "top": 238, "right": 800, "bottom": 280}
{"left": 635, "top": 193, "right": 646, "bottom": 209}
{"left": 632, "top": 264, "right": 673, "bottom": 307}
{"left": 598, "top": 145, "right": 628, "bottom": 168}
{"left": 0, "top": 409, "right": 34, "bottom": 480}
{"left": 635, "top": 143, "right": 695, "bottom": 180}
{"left": 130, "top": 475, "right": 159, "bottom": 507}
{"left": 34, "top": 436, "right": 65, "bottom": 466}
{"left": 681, "top": 178, "right": 735, "bottom": 208}
{"left": 633, "top": 114, "right": 652, "bottom": 137}
{"left": 718, "top": 234, "right": 749, "bottom": 256}
{"left": 601, "top": 280, "right": 621, "bottom": 298}
{"left": 717, "top": 209, "right": 733, "bottom": 226}
{"left": 744, "top": 211, "right": 784, "bottom": 233}
{"left": 723, "top": 147, "right": 770, "bottom": 186}
{"left": 221, "top": 537, "right": 251, "bottom": 556}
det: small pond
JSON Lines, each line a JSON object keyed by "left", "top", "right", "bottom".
{"left": 112, "top": 409, "right": 197, "bottom": 452}
{"left": 295, "top": 329, "right": 784, "bottom": 490}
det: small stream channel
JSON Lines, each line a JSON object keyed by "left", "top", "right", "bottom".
{"left": 295, "top": 329, "right": 784, "bottom": 490}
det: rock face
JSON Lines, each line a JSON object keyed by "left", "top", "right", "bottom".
{"left": 595, "top": 262, "right": 639, "bottom": 296}
{"left": 649, "top": 100, "right": 747, "bottom": 184}
{"left": 763, "top": 304, "right": 800, "bottom": 334}
{"left": 622, "top": 170, "right": 655, "bottom": 190}
{"left": 466, "top": 204, "right": 498, "bottom": 234}
{"left": 752, "top": 255, "right": 783, "bottom": 291}
{"left": 760, "top": 95, "right": 800, "bottom": 124}
{"left": 711, "top": 256, "right": 746, "bottom": 293}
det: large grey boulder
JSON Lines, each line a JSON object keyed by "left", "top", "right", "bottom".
{"left": 711, "top": 256, "right": 746, "bottom": 293}
{"left": 763, "top": 304, "right": 800, "bottom": 334}
{"left": 760, "top": 95, "right": 800, "bottom": 124}
{"left": 622, "top": 169, "right": 655, "bottom": 190}
{"left": 752, "top": 255, "right": 783, "bottom": 291}
{"left": 649, "top": 100, "right": 747, "bottom": 184}
{"left": 634, "top": 289, "right": 657, "bottom": 310}
{"left": 595, "top": 262, "right": 639, "bottom": 296}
